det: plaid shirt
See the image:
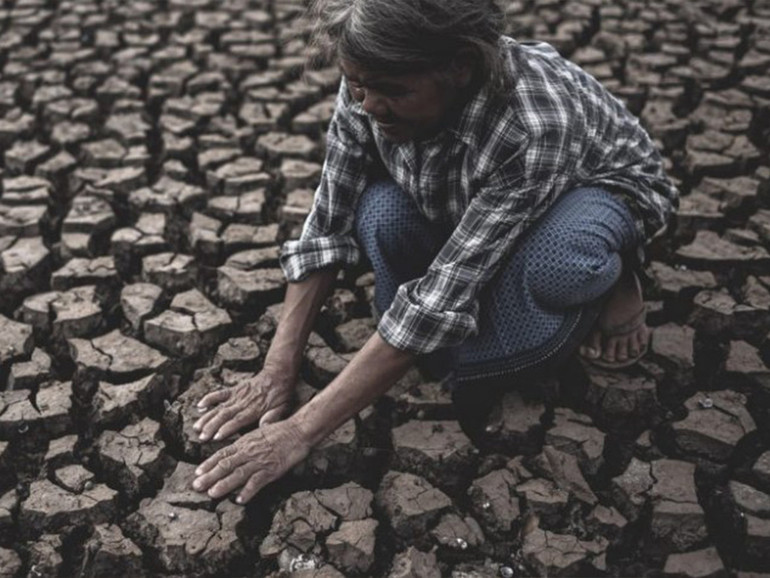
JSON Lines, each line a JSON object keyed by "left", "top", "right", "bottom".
{"left": 281, "top": 37, "right": 678, "bottom": 354}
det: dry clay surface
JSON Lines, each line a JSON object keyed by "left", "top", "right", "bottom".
{"left": 1, "top": 0, "right": 770, "bottom": 576}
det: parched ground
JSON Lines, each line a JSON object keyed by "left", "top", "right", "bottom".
{"left": 0, "top": 0, "right": 769, "bottom": 576}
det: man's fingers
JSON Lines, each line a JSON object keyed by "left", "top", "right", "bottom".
{"left": 237, "top": 469, "right": 274, "bottom": 504}
{"left": 195, "top": 445, "right": 235, "bottom": 478}
{"left": 194, "top": 398, "right": 240, "bottom": 432}
{"left": 193, "top": 406, "right": 221, "bottom": 433}
{"left": 193, "top": 450, "right": 245, "bottom": 492}
{"left": 213, "top": 413, "right": 253, "bottom": 441}
{"left": 208, "top": 465, "right": 252, "bottom": 499}
{"left": 198, "top": 407, "right": 238, "bottom": 441}
{"left": 193, "top": 390, "right": 234, "bottom": 432}
{"left": 197, "top": 389, "right": 231, "bottom": 409}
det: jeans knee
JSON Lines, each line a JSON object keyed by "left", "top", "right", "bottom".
{"left": 355, "top": 179, "right": 423, "bottom": 255}
{"left": 526, "top": 233, "right": 622, "bottom": 308}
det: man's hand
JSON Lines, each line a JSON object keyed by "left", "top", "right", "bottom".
{"left": 193, "top": 369, "right": 295, "bottom": 442}
{"left": 192, "top": 419, "right": 310, "bottom": 504}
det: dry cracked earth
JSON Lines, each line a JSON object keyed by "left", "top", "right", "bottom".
{"left": 0, "top": 0, "right": 769, "bottom": 576}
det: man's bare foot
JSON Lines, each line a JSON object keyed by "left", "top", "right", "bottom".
{"left": 579, "top": 270, "right": 649, "bottom": 367}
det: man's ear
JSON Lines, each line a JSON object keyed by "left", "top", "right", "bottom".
{"left": 450, "top": 48, "right": 477, "bottom": 88}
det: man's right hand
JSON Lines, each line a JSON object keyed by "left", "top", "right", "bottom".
{"left": 193, "top": 369, "right": 296, "bottom": 442}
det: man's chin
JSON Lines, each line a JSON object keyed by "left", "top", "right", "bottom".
{"left": 376, "top": 122, "right": 411, "bottom": 142}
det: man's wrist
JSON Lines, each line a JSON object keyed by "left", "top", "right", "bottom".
{"left": 261, "top": 355, "right": 300, "bottom": 383}
{"left": 281, "top": 415, "right": 314, "bottom": 456}
{"left": 287, "top": 407, "right": 325, "bottom": 449}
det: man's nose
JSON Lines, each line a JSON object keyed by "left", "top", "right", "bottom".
{"left": 361, "top": 90, "right": 388, "bottom": 117}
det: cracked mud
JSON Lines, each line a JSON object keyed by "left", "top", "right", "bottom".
{"left": 0, "top": 0, "right": 769, "bottom": 576}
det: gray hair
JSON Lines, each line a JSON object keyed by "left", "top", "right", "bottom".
{"left": 308, "top": 0, "right": 510, "bottom": 94}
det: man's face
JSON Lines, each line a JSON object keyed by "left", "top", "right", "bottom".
{"left": 340, "top": 58, "right": 466, "bottom": 143}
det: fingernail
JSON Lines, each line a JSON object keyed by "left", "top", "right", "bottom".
{"left": 195, "top": 467, "right": 203, "bottom": 476}
{"left": 213, "top": 432, "right": 222, "bottom": 441}
{"left": 193, "top": 480, "right": 201, "bottom": 491}
{"left": 236, "top": 496, "right": 244, "bottom": 504}
{"left": 199, "top": 434, "right": 208, "bottom": 441}
{"left": 208, "top": 489, "right": 217, "bottom": 497}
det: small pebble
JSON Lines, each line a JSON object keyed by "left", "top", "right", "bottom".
{"left": 289, "top": 554, "right": 319, "bottom": 572}
{"left": 84, "top": 480, "right": 94, "bottom": 491}
{"left": 500, "top": 566, "right": 515, "bottom": 578}
{"left": 699, "top": 397, "right": 714, "bottom": 409}
{"left": 168, "top": 511, "right": 178, "bottom": 521}
{"left": 482, "top": 501, "right": 492, "bottom": 510}
{"left": 454, "top": 538, "right": 468, "bottom": 550}
{"left": 17, "top": 422, "right": 29, "bottom": 434}
{"left": 164, "top": 399, "right": 181, "bottom": 413}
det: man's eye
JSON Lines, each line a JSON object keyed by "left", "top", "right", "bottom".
{"left": 379, "top": 88, "right": 410, "bottom": 98}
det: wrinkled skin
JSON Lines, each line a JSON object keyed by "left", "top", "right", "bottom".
{"left": 340, "top": 56, "right": 474, "bottom": 143}
{"left": 193, "top": 369, "right": 295, "bottom": 442}
{"left": 192, "top": 420, "right": 309, "bottom": 504}
{"left": 579, "top": 270, "right": 649, "bottom": 364}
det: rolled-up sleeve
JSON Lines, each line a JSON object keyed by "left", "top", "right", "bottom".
{"left": 378, "top": 130, "right": 573, "bottom": 354}
{"left": 280, "top": 80, "right": 371, "bottom": 282}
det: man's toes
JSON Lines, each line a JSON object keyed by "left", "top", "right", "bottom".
{"left": 602, "top": 337, "right": 619, "bottom": 362}
{"left": 615, "top": 338, "right": 630, "bottom": 362}
{"left": 629, "top": 329, "right": 645, "bottom": 357}
{"left": 581, "top": 330, "right": 602, "bottom": 359}
{"left": 628, "top": 332, "right": 641, "bottom": 357}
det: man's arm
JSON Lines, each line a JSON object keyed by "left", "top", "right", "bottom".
{"left": 194, "top": 267, "right": 339, "bottom": 441}
{"left": 193, "top": 329, "right": 415, "bottom": 503}
{"left": 292, "top": 330, "right": 415, "bottom": 447}
{"left": 263, "top": 267, "right": 340, "bottom": 377}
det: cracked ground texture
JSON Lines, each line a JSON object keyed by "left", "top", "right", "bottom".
{"left": 0, "top": 0, "right": 770, "bottom": 576}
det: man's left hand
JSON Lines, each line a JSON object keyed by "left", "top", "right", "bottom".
{"left": 192, "top": 419, "right": 310, "bottom": 504}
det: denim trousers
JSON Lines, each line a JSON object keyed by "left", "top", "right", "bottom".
{"left": 354, "top": 179, "right": 640, "bottom": 396}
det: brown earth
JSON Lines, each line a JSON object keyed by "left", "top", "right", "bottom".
{"left": 1, "top": 0, "right": 770, "bottom": 576}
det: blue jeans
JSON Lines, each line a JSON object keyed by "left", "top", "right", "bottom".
{"left": 354, "top": 179, "right": 641, "bottom": 386}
